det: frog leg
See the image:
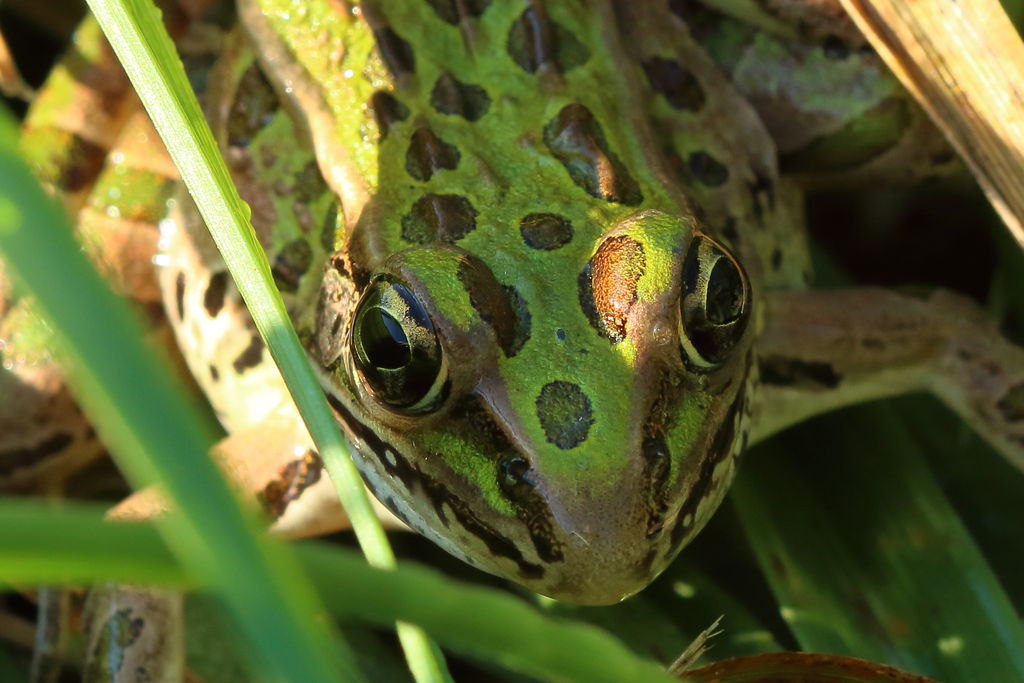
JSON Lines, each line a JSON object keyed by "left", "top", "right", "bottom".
{"left": 28, "top": 587, "right": 70, "bottom": 683}
{"left": 753, "top": 287, "right": 1024, "bottom": 470}
{"left": 82, "top": 585, "right": 184, "bottom": 683}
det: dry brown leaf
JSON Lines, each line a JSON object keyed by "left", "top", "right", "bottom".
{"left": 839, "top": 0, "right": 1024, "bottom": 248}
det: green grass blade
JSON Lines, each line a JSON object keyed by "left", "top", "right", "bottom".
{"left": 0, "top": 500, "right": 186, "bottom": 586}
{"left": 82, "top": 0, "right": 447, "bottom": 679}
{"left": 732, "top": 405, "right": 1024, "bottom": 681}
{"left": 0, "top": 498, "right": 678, "bottom": 683}
{"left": 0, "top": 110, "right": 359, "bottom": 681}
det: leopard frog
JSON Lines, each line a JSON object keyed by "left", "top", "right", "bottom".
{"left": 10, "top": 0, "right": 1024, "bottom": 608}
{"left": 155, "top": 0, "right": 784, "bottom": 605}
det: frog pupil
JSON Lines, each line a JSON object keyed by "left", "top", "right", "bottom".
{"left": 364, "top": 309, "right": 411, "bottom": 369}
{"left": 706, "top": 258, "right": 743, "bottom": 325}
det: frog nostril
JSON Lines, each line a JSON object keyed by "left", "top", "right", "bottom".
{"left": 498, "top": 455, "right": 535, "bottom": 501}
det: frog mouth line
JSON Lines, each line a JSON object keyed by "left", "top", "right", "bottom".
{"left": 321, "top": 390, "right": 547, "bottom": 580}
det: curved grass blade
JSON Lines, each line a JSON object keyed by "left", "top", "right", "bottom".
{"left": 82, "top": 0, "right": 447, "bottom": 679}
{"left": 732, "top": 405, "right": 1024, "bottom": 681}
{"left": 0, "top": 111, "right": 359, "bottom": 681}
{"left": 0, "top": 499, "right": 679, "bottom": 683}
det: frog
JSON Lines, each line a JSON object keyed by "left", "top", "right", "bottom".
{"left": 5, "top": 0, "right": 1024, "bottom": 615}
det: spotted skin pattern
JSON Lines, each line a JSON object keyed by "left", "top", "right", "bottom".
{"left": 224, "top": 0, "right": 772, "bottom": 604}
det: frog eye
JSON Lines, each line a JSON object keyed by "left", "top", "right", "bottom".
{"left": 678, "top": 235, "right": 751, "bottom": 368}
{"left": 350, "top": 276, "right": 447, "bottom": 413}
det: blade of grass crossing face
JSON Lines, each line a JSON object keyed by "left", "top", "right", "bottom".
{"left": 0, "top": 111, "right": 359, "bottom": 681}
{"left": 82, "top": 0, "right": 448, "bottom": 679}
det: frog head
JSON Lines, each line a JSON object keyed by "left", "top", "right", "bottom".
{"left": 317, "top": 210, "right": 755, "bottom": 604}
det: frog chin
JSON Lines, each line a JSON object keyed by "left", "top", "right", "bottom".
{"left": 320, "top": 375, "right": 688, "bottom": 604}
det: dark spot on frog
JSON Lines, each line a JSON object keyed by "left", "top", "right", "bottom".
{"left": 997, "top": 381, "right": 1024, "bottom": 422}
{"left": 405, "top": 127, "right": 461, "bottom": 181}
{"left": 749, "top": 173, "right": 776, "bottom": 224}
{"left": 293, "top": 161, "right": 328, "bottom": 205}
{"left": 862, "top": 337, "right": 885, "bottom": 351}
{"left": 759, "top": 356, "right": 841, "bottom": 389}
{"left": 536, "top": 381, "right": 595, "bottom": 449}
{"left": 271, "top": 239, "right": 313, "bottom": 293}
{"left": 556, "top": 328, "right": 566, "bottom": 341}
{"left": 371, "top": 26, "right": 416, "bottom": 77}
{"left": 641, "top": 433, "right": 671, "bottom": 539}
{"left": 203, "top": 271, "right": 229, "bottom": 317}
{"left": 641, "top": 57, "right": 706, "bottom": 111}
{"left": 459, "top": 257, "right": 531, "bottom": 356}
{"left": 507, "top": 7, "right": 590, "bottom": 74}
{"left": 0, "top": 432, "right": 74, "bottom": 477}
{"left": 544, "top": 104, "right": 643, "bottom": 206}
{"left": 401, "top": 194, "right": 479, "bottom": 244}
{"left": 226, "top": 65, "right": 279, "bottom": 148}
{"left": 953, "top": 348, "right": 1002, "bottom": 378}
{"left": 430, "top": 73, "right": 491, "bottom": 122}
{"left": 232, "top": 334, "right": 264, "bottom": 373}
{"left": 578, "top": 235, "right": 647, "bottom": 343}
{"left": 504, "top": 286, "right": 532, "bottom": 356}
{"left": 261, "top": 449, "right": 323, "bottom": 519}
{"left": 722, "top": 216, "right": 739, "bottom": 242}
{"left": 174, "top": 271, "right": 186, "bottom": 321}
{"left": 57, "top": 135, "right": 106, "bottom": 193}
{"left": 92, "top": 607, "right": 145, "bottom": 660}
{"left": 324, "top": 392, "right": 545, "bottom": 579}
{"left": 424, "top": 0, "right": 492, "bottom": 24}
{"left": 771, "top": 248, "right": 783, "bottom": 271}
{"left": 519, "top": 213, "right": 573, "bottom": 250}
{"left": 823, "top": 35, "right": 850, "bottom": 60}
{"left": 382, "top": 495, "right": 412, "bottom": 528}
{"left": 209, "top": 364, "right": 219, "bottom": 382}
{"left": 688, "top": 151, "right": 729, "bottom": 187}
{"left": 321, "top": 203, "right": 339, "bottom": 252}
{"left": 140, "top": 301, "right": 166, "bottom": 327}
{"left": 369, "top": 91, "right": 409, "bottom": 140}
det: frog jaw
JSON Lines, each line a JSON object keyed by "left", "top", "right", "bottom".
{"left": 321, "top": 346, "right": 752, "bottom": 605}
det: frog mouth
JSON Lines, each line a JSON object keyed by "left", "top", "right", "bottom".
{"left": 320, "top": 388, "right": 549, "bottom": 581}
